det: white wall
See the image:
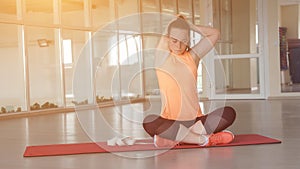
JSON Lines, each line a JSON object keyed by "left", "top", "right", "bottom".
{"left": 265, "top": 0, "right": 282, "bottom": 98}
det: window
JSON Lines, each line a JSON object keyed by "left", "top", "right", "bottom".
{"left": 109, "top": 35, "right": 141, "bottom": 66}
{"left": 63, "top": 39, "right": 73, "bottom": 65}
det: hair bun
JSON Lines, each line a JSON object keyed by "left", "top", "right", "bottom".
{"left": 176, "top": 14, "right": 186, "bottom": 20}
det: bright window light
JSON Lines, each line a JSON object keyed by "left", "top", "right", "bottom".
{"left": 109, "top": 35, "right": 140, "bottom": 66}
{"left": 63, "top": 39, "right": 73, "bottom": 64}
{"left": 256, "top": 24, "right": 258, "bottom": 45}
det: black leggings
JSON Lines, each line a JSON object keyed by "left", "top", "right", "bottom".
{"left": 142, "top": 106, "right": 236, "bottom": 140}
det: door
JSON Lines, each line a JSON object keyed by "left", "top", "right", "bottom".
{"left": 207, "top": 0, "right": 265, "bottom": 99}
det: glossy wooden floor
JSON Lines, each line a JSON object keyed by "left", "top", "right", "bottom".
{"left": 1, "top": 99, "right": 300, "bottom": 169}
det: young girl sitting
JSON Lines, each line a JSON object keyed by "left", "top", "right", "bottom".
{"left": 143, "top": 15, "right": 236, "bottom": 147}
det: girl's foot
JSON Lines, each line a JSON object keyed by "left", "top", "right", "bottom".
{"left": 207, "top": 131, "right": 234, "bottom": 146}
{"left": 154, "top": 135, "right": 178, "bottom": 147}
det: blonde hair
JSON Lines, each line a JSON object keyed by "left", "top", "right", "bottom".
{"left": 167, "top": 16, "right": 191, "bottom": 50}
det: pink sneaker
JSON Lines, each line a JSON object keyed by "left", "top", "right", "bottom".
{"left": 207, "top": 131, "right": 234, "bottom": 146}
{"left": 154, "top": 135, "right": 178, "bottom": 148}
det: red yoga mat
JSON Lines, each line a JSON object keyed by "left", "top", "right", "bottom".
{"left": 23, "top": 134, "right": 281, "bottom": 157}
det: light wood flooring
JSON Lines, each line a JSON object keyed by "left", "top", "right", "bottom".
{"left": 0, "top": 99, "right": 299, "bottom": 169}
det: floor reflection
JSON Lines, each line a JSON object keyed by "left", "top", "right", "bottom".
{"left": 154, "top": 147, "right": 233, "bottom": 169}
{"left": 281, "top": 83, "right": 300, "bottom": 92}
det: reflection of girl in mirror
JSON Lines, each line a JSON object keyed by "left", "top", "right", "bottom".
{"left": 143, "top": 15, "right": 236, "bottom": 147}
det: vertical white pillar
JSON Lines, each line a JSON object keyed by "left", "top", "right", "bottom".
{"left": 16, "top": 0, "right": 23, "bottom": 20}
{"left": 16, "top": 0, "right": 30, "bottom": 111}
{"left": 84, "top": 0, "right": 95, "bottom": 104}
{"left": 19, "top": 25, "right": 29, "bottom": 111}
{"left": 53, "top": 0, "right": 65, "bottom": 107}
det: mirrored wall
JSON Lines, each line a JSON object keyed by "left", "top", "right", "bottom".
{"left": 212, "top": 0, "right": 262, "bottom": 97}
{"left": 215, "top": 58, "right": 259, "bottom": 94}
{"left": 0, "top": 0, "right": 205, "bottom": 114}
{"left": 0, "top": 24, "right": 26, "bottom": 113}
{"left": 279, "top": 2, "right": 300, "bottom": 93}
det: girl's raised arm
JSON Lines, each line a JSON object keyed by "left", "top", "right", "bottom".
{"left": 190, "top": 25, "right": 220, "bottom": 64}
